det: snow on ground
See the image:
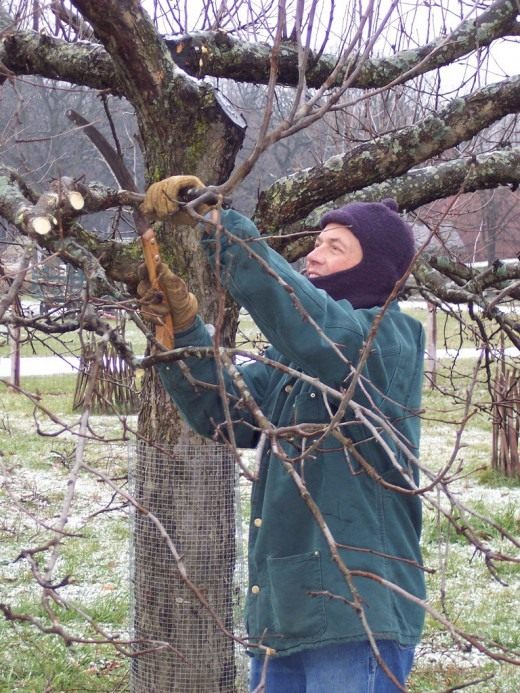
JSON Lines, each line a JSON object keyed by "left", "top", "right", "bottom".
{"left": 1, "top": 344, "right": 518, "bottom": 378}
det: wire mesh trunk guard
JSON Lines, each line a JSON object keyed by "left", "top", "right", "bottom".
{"left": 128, "top": 441, "right": 249, "bottom": 692}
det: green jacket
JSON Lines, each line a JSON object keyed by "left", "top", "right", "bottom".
{"left": 157, "top": 209, "right": 426, "bottom": 657}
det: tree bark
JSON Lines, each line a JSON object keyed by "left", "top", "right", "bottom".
{"left": 3, "top": 1, "right": 517, "bottom": 92}
{"left": 267, "top": 148, "right": 520, "bottom": 259}
{"left": 255, "top": 76, "right": 520, "bottom": 231}
{"left": 169, "top": 0, "right": 519, "bottom": 89}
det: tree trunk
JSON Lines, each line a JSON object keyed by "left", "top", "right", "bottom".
{"left": 127, "top": 87, "right": 244, "bottom": 689}
{"left": 8, "top": 324, "right": 21, "bottom": 387}
{"left": 129, "top": 224, "right": 243, "bottom": 691}
{"left": 130, "top": 366, "right": 239, "bottom": 692}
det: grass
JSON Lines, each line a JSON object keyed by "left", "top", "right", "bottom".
{"left": 477, "top": 466, "right": 520, "bottom": 488}
{"left": 411, "top": 364, "right": 520, "bottom": 691}
{"left": 422, "top": 498, "right": 520, "bottom": 546}
{"left": 0, "top": 622, "right": 129, "bottom": 692}
{"left": 0, "top": 346, "right": 519, "bottom": 691}
{"left": 410, "top": 548, "right": 520, "bottom": 691}
{"left": 0, "top": 374, "right": 131, "bottom": 691}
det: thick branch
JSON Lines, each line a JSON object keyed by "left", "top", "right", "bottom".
{"left": 0, "top": 168, "right": 140, "bottom": 284}
{"left": 65, "top": 1, "right": 245, "bottom": 179}
{"left": 70, "top": 0, "right": 195, "bottom": 106}
{"left": 169, "top": 0, "right": 520, "bottom": 89}
{"left": 425, "top": 255, "right": 520, "bottom": 297}
{"left": 255, "top": 76, "right": 520, "bottom": 231}
{"left": 413, "top": 259, "right": 520, "bottom": 345}
{"left": 66, "top": 110, "right": 138, "bottom": 193}
{"left": 273, "top": 148, "right": 520, "bottom": 259}
{"left": 0, "top": 28, "right": 118, "bottom": 92}
{"left": 1, "top": 1, "right": 518, "bottom": 97}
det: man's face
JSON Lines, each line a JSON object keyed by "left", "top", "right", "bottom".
{"left": 305, "top": 223, "right": 363, "bottom": 279}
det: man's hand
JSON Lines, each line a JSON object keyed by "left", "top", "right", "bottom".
{"left": 137, "top": 262, "right": 198, "bottom": 333}
{"left": 140, "top": 175, "right": 205, "bottom": 221}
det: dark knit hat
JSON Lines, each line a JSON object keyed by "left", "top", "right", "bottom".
{"left": 310, "top": 198, "right": 415, "bottom": 308}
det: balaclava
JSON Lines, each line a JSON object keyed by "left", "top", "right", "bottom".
{"left": 308, "top": 198, "right": 415, "bottom": 309}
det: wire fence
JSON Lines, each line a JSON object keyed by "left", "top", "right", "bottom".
{"left": 128, "top": 441, "right": 249, "bottom": 692}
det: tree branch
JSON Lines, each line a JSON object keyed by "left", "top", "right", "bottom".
{"left": 255, "top": 77, "right": 520, "bottom": 230}
{"left": 0, "top": 168, "right": 141, "bottom": 284}
{"left": 2, "top": 1, "right": 518, "bottom": 98}
{"left": 272, "top": 148, "right": 520, "bottom": 258}
{"left": 169, "top": 0, "right": 520, "bottom": 89}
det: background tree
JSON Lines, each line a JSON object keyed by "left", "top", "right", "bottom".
{"left": 0, "top": 1, "right": 519, "bottom": 691}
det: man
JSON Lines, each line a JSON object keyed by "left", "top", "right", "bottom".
{"left": 139, "top": 177, "right": 426, "bottom": 692}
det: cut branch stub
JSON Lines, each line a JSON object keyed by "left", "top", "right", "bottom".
{"left": 30, "top": 182, "right": 85, "bottom": 235}
{"left": 67, "top": 191, "right": 85, "bottom": 210}
{"left": 48, "top": 177, "right": 85, "bottom": 212}
{"left": 32, "top": 215, "right": 54, "bottom": 236}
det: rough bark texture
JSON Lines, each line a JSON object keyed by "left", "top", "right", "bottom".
{"left": 2, "top": 0, "right": 517, "bottom": 92}
{"left": 0, "top": 29, "right": 119, "bottom": 91}
{"left": 270, "top": 149, "right": 520, "bottom": 260}
{"left": 254, "top": 76, "right": 520, "bottom": 232}
{"left": 169, "top": 0, "right": 520, "bottom": 88}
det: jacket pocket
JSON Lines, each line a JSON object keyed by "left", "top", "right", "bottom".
{"left": 293, "top": 392, "right": 333, "bottom": 424}
{"left": 267, "top": 551, "right": 326, "bottom": 639}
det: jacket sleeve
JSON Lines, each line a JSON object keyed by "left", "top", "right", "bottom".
{"left": 156, "top": 316, "right": 273, "bottom": 448}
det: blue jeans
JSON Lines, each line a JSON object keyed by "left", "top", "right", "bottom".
{"left": 249, "top": 640, "right": 415, "bottom": 692}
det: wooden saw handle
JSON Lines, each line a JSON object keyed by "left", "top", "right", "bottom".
{"left": 141, "top": 227, "right": 174, "bottom": 349}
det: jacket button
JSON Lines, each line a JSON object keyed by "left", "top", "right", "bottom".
{"left": 310, "top": 392, "right": 316, "bottom": 398}
{"left": 251, "top": 585, "right": 261, "bottom": 594}
{"left": 253, "top": 518, "right": 262, "bottom": 527}
{"left": 284, "top": 384, "right": 292, "bottom": 393}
